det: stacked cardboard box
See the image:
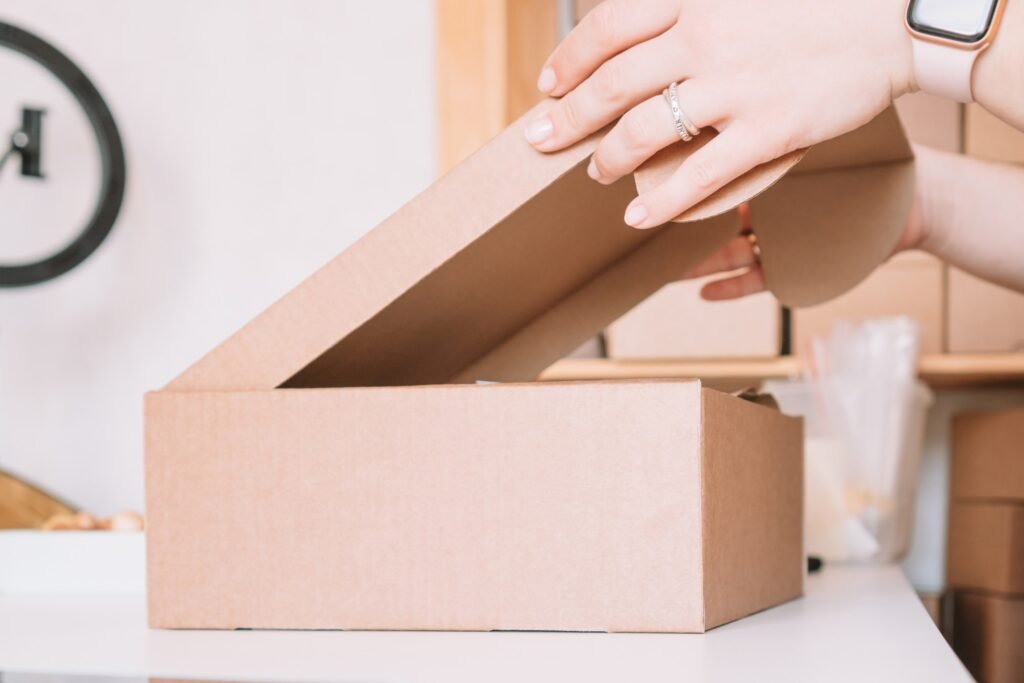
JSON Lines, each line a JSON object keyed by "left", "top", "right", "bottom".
{"left": 605, "top": 279, "right": 782, "bottom": 359}
{"left": 948, "top": 408, "right": 1024, "bottom": 682}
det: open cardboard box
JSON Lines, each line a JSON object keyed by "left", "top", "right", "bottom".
{"left": 146, "top": 102, "right": 915, "bottom": 633}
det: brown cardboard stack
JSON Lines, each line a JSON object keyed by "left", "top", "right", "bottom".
{"left": 145, "top": 103, "right": 915, "bottom": 633}
{"left": 794, "top": 251, "right": 944, "bottom": 355}
{"left": 605, "top": 280, "right": 781, "bottom": 359}
{"left": 952, "top": 106, "right": 1024, "bottom": 352}
{"left": 948, "top": 408, "right": 1024, "bottom": 681}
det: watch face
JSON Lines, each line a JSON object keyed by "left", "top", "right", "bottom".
{"left": 908, "top": 0, "right": 999, "bottom": 43}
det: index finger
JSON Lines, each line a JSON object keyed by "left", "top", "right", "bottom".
{"left": 540, "top": 0, "right": 678, "bottom": 97}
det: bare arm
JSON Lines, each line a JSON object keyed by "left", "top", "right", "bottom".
{"left": 975, "top": 0, "right": 1024, "bottom": 131}
{"left": 913, "top": 146, "right": 1024, "bottom": 292}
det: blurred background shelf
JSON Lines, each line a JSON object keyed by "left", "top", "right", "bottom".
{"left": 540, "top": 354, "right": 1024, "bottom": 391}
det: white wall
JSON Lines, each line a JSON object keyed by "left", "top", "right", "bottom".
{"left": 0, "top": 1, "right": 435, "bottom": 514}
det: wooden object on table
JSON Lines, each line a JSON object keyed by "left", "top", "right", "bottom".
{"left": 435, "top": 0, "right": 560, "bottom": 173}
{"left": 0, "top": 469, "right": 75, "bottom": 529}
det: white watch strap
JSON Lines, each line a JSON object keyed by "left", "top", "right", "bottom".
{"left": 912, "top": 38, "right": 981, "bottom": 103}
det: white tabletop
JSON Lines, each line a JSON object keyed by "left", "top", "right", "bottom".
{"left": 0, "top": 565, "right": 970, "bottom": 683}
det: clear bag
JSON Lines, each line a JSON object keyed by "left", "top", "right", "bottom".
{"left": 766, "top": 317, "right": 933, "bottom": 563}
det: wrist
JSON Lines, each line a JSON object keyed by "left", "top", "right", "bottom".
{"left": 911, "top": 146, "right": 954, "bottom": 257}
{"left": 884, "top": 0, "right": 918, "bottom": 98}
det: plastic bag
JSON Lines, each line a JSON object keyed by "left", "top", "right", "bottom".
{"left": 766, "top": 316, "right": 933, "bottom": 563}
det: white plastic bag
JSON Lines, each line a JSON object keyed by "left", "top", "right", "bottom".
{"left": 766, "top": 317, "right": 933, "bottom": 563}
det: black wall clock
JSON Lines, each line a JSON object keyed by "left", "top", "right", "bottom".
{"left": 0, "top": 21, "right": 126, "bottom": 287}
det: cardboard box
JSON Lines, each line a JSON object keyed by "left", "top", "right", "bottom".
{"left": 966, "top": 104, "right": 1024, "bottom": 163}
{"left": 147, "top": 381, "right": 803, "bottom": 632}
{"left": 605, "top": 280, "right": 781, "bottom": 359}
{"left": 951, "top": 408, "right": 1024, "bottom": 501}
{"left": 895, "top": 92, "right": 962, "bottom": 153}
{"left": 948, "top": 268, "right": 1024, "bottom": 353}
{"left": 793, "top": 252, "right": 944, "bottom": 356}
{"left": 146, "top": 103, "right": 914, "bottom": 632}
{"left": 954, "top": 592, "right": 1024, "bottom": 683}
{"left": 947, "top": 502, "right": 1024, "bottom": 594}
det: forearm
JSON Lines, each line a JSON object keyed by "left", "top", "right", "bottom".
{"left": 916, "top": 146, "right": 1024, "bottom": 292}
{"left": 973, "top": 0, "right": 1024, "bottom": 129}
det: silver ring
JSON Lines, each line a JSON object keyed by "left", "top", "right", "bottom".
{"left": 663, "top": 82, "right": 701, "bottom": 142}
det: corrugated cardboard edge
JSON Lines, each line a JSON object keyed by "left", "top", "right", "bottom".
{"left": 700, "top": 388, "right": 804, "bottom": 630}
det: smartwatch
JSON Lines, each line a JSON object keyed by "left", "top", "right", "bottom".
{"left": 905, "top": 0, "right": 1007, "bottom": 102}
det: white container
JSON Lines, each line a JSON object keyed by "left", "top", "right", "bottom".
{"left": 0, "top": 531, "right": 145, "bottom": 593}
{"left": 765, "top": 378, "right": 933, "bottom": 563}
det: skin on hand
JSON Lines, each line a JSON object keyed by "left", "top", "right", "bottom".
{"left": 526, "top": 0, "right": 915, "bottom": 228}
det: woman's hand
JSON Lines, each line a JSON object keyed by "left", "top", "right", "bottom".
{"left": 527, "top": 0, "right": 915, "bottom": 228}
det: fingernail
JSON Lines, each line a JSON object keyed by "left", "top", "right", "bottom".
{"left": 525, "top": 116, "right": 554, "bottom": 145}
{"left": 537, "top": 67, "right": 557, "bottom": 94}
{"left": 624, "top": 203, "right": 648, "bottom": 228}
{"left": 587, "top": 158, "right": 602, "bottom": 181}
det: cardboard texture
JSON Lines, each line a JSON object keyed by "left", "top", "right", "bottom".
{"left": 948, "top": 268, "right": 1024, "bottom": 353}
{"left": 947, "top": 502, "right": 1024, "bottom": 594}
{"left": 146, "top": 381, "right": 803, "bottom": 632}
{"left": 966, "top": 103, "right": 1024, "bottom": 162}
{"left": 954, "top": 592, "right": 1024, "bottom": 683}
{"left": 165, "top": 103, "right": 913, "bottom": 393}
{"left": 895, "top": 92, "right": 962, "bottom": 153}
{"left": 147, "top": 101, "right": 913, "bottom": 633}
{"left": 951, "top": 408, "right": 1024, "bottom": 501}
{"left": 605, "top": 280, "right": 781, "bottom": 359}
{"left": 794, "top": 252, "right": 944, "bottom": 355}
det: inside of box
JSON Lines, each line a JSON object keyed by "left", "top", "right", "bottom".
{"left": 282, "top": 162, "right": 704, "bottom": 388}
{"left": 278, "top": 111, "right": 914, "bottom": 390}
{"left": 182, "top": 106, "right": 912, "bottom": 393}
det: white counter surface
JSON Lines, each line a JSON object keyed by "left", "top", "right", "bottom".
{"left": 0, "top": 565, "right": 970, "bottom": 682}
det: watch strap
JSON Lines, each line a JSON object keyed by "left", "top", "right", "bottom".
{"left": 912, "top": 38, "right": 981, "bottom": 103}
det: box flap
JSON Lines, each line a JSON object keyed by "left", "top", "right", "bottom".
{"left": 168, "top": 104, "right": 914, "bottom": 391}
{"left": 636, "top": 107, "right": 915, "bottom": 306}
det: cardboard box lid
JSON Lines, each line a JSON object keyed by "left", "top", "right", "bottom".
{"left": 168, "top": 103, "right": 913, "bottom": 392}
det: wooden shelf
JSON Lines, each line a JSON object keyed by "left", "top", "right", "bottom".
{"left": 540, "top": 354, "right": 1024, "bottom": 390}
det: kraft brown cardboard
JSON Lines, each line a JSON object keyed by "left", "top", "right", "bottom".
{"left": 605, "top": 280, "right": 781, "bottom": 359}
{"left": 951, "top": 408, "right": 1024, "bottom": 501}
{"left": 147, "top": 98, "right": 911, "bottom": 633}
{"left": 896, "top": 92, "right": 962, "bottom": 153}
{"left": 165, "top": 102, "right": 913, "bottom": 393}
{"left": 954, "top": 592, "right": 1024, "bottom": 683}
{"left": 966, "top": 103, "right": 1024, "bottom": 162}
{"left": 947, "top": 502, "right": 1024, "bottom": 594}
{"left": 146, "top": 380, "right": 803, "bottom": 632}
{"left": 794, "top": 252, "right": 944, "bottom": 356}
{"left": 948, "top": 268, "right": 1024, "bottom": 353}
